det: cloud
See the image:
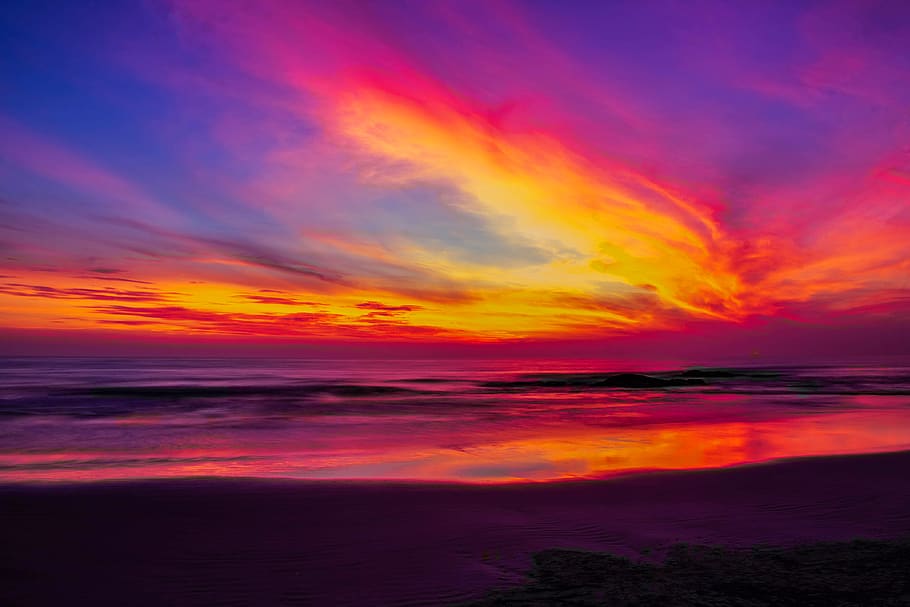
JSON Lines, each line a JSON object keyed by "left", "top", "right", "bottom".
{"left": 355, "top": 301, "right": 422, "bottom": 313}
{"left": 0, "top": 282, "right": 172, "bottom": 303}
{"left": 74, "top": 275, "right": 154, "bottom": 285}
{"left": 92, "top": 303, "right": 466, "bottom": 339}
{"left": 2, "top": 0, "right": 909, "bottom": 345}
{"left": 243, "top": 294, "right": 325, "bottom": 306}
{"left": 0, "top": 116, "right": 179, "bottom": 223}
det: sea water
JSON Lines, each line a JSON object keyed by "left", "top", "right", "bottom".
{"left": 1, "top": 357, "right": 909, "bottom": 482}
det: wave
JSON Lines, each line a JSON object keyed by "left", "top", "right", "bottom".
{"left": 2, "top": 365, "right": 910, "bottom": 422}
{"left": 65, "top": 383, "right": 425, "bottom": 399}
{"left": 0, "top": 382, "right": 430, "bottom": 419}
{"left": 482, "top": 367, "right": 910, "bottom": 394}
{"left": 483, "top": 372, "right": 706, "bottom": 389}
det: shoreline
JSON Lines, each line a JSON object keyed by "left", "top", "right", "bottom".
{"left": 4, "top": 449, "right": 910, "bottom": 605}
{"left": 4, "top": 446, "right": 908, "bottom": 489}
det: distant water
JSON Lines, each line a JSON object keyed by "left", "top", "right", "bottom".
{"left": 2, "top": 357, "right": 910, "bottom": 483}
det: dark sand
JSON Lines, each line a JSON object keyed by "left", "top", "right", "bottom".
{"left": 3, "top": 451, "right": 910, "bottom": 606}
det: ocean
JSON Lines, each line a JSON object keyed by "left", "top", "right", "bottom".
{"left": 2, "top": 357, "right": 910, "bottom": 483}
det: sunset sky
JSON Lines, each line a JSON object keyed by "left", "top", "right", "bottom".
{"left": 1, "top": 0, "right": 908, "bottom": 357}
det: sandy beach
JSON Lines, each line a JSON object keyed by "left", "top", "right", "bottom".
{"left": 3, "top": 450, "right": 910, "bottom": 606}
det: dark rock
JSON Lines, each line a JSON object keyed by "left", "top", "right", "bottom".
{"left": 465, "top": 539, "right": 910, "bottom": 606}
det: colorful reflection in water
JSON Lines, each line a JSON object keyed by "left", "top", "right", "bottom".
{"left": 1, "top": 358, "right": 909, "bottom": 483}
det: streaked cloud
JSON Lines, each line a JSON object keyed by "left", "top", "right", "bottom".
{"left": 0, "top": 0, "right": 907, "bottom": 348}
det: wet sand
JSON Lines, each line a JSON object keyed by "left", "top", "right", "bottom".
{"left": 3, "top": 450, "right": 910, "bottom": 606}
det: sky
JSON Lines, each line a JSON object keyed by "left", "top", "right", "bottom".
{"left": 0, "top": 0, "right": 908, "bottom": 358}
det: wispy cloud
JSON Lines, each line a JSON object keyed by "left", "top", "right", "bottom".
{"left": 1, "top": 0, "right": 908, "bottom": 347}
{"left": 0, "top": 282, "right": 172, "bottom": 303}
